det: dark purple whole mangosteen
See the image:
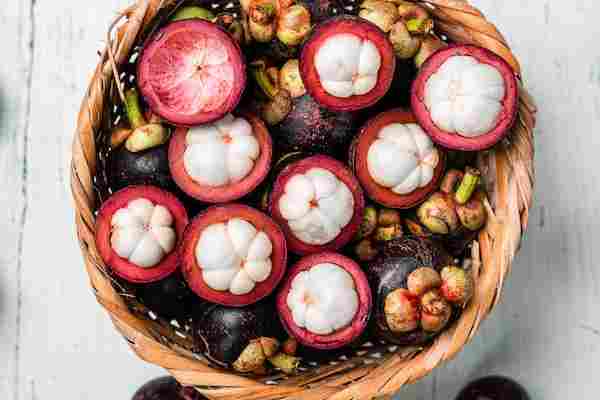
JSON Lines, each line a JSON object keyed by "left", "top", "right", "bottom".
{"left": 131, "top": 376, "right": 205, "bottom": 400}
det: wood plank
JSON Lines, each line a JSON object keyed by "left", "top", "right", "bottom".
{"left": 15, "top": 1, "right": 162, "bottom": 398}
{"left": 0, "top": 1, "right": 33, "bottom": 399}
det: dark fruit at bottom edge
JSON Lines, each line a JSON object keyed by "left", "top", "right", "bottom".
{"left": 132, "top": 376, "right": 205, "bottom": 400}
{"left": 192, "top": 301, "right": 284, "bottom": 371}
{"left": 108, "top": 145, "right": 172, "bottom": 191}
{"left": 455, "top": 376, "right": 530, "bottom": 400}
{"left": 136, "top": 272, "right": 197, "bottom": 321}
{"left": 273, "top": 94, "right": 360, "bottom": 158}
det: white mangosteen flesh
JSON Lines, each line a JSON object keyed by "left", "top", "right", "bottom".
{"left": 183, "top": 114, "right": 260, "bottom": 187}
{"left": 367, "top": 123, "right": 440, "bottom": 194}
{"left": 286, "top": 263, "right": 359, "bottom": 335}
{"left": 110, "top": 198, "right": 176, "bottom": 268}
{"left": 314, "top": 34, "right": 381, "bottom": 98}
{"left": 424, "top": 56, "right": 506, "bottom": 137}
{"left": 148, "top": 33, "right": 235, "bottom": 114}
{"left": 278, "top": 168, "right": 355, "bottom": 245}
{"left": 195, "top": 218, "right": 273, "bottom": 295}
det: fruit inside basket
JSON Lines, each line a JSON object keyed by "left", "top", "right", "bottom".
{"left": 71, "top": 0, "right": 536, "bottom": 398}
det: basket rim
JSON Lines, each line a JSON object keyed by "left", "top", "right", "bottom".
{"left": 70, "top": 0, "right": 538, "bottom": 399}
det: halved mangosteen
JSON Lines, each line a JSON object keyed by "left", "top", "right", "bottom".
{"left": 137, "top": 19, "right": 246, "bottom": 126}
{"left": 350, "top": 109, "right": 445, "bottom": 209}
{"left": 181, "top": 204, "right": 287, "bottom": 306}
{"left": 269, "top": 155, "right": 365, "bottom": 255}
{"left": 95, "top": 185, "right": 189, "bottom": 283}
{"left": 169, "top": 112, "right": 273, "bottom": 203}
{"left": 276, "top": 252, "right": 372, "bottom": 349}
{"left": 300, "top": 16, "right": 395, "bottom": 111}
{"left": 411, "top": 44, "right": 519, "bottom": 151}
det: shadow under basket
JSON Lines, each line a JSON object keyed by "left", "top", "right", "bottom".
{"left": 70, "top": 0, "right": 537, "bottom": 399}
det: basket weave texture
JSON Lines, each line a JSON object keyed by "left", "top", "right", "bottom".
{"left": 71, "top": 0, "right": 537, "bottom": 398}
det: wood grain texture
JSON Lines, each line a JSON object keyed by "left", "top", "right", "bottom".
{"left": 0, "top": 0, "right": 596, "bottom": 398}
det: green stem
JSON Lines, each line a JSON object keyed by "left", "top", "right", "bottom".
{"left": 250, "top": 61, "right": 279, "bottom": 100}
{"left": 124, "top": 88, "right": 147, "bottom": 129}
{"left": 454, "top": 167, "right": 481, "bottom": 205}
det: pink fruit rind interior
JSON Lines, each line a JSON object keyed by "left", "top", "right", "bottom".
{"left": 411, "top": 44, "right": 519, "bottom": 151}
{"left": 138, "top": 20, "right": 246, "bottom": 126}
{"left": 276, "top": 252, "right": 372, "bottom": 350}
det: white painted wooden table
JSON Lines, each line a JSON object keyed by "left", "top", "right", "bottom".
{"left": 1, "top": 1, "right": 598, "bottom": 399}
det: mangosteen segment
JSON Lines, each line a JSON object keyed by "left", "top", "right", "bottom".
{"left": 276, "top": 252, "right": 372, "bottom": 349}
{"left": 183, "top": 114, "right": 260, "bottom": 187}
{"left": 181, "top": 204, "right": 287, "bottom": 306}
{"left": 314, "top": 34, "right": 381, "bottom": 98}
{"left": 195, "top": 218, "right": 274, "bottom": 295}
{"left": 351, "top": 109, "right": 445, "bottom": 209}
{"left": 270, "top": 155, "right": 365, "bottom": 255}
{"left": 95, "top": 186, "right": 189, "bottom": 283}
{"left": 137, "top": 19, "right": 246, "bottom": 126}
{"left": 170, "top": 112, "right": 273, "bottom": 203}
{"left": 412, "top": 45, "right": 519, "bottom": 150}
{"left": 278, "top": 168, "right": 354, "bottom": 245}
{"left": 110, "top": 198, "right": 176, "bottom": 268}
{"left": 367, "top": 122, "right": 440, "bottom": 194}
{"left": 286, "top": 263, "right": 359, "bottom": 335}
{"left": 300, "top": 16, "right": 396, "bottom": 111}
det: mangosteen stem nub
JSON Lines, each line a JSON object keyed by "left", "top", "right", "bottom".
{"left": 455, "top": 168, "right": 481, "bottom": 205}
{"left": 251, "top": 60, "right": 279, "bottom": 100}
{"left": 125, "top": 88, "right": 147, "bottom": 129}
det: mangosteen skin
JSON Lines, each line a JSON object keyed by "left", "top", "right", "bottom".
{"left": 192, "top": 301, "right": 283, "bottom": 367}
{"left": 304, "top": 0, "right": 345, "bottom": 23}
{"left": 455, "top": 376, "right": 530, "bottom": 400}
{"left": 273, "top": 94, "right": 360, "bottom": 158}
{"left": 108, "top": 145, "right": 172, "bottom": 191}
{"left": 136, "top": 272, "right": 198, "bottom": 321}
{"left": 132, "top": 376, "right": 206, "bottom": 400}
{"left": 366, "top": 236, "right": 454, "bottom": 345}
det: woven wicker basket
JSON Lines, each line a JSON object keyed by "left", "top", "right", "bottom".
{"left": 71, "top": 0, "right": 537, "bottom": 398}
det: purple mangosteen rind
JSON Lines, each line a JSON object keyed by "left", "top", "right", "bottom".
{"left": 411, "top": 44, "right": 519, "bottom": 151}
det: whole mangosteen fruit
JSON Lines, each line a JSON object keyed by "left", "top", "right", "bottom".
{"left": 136, "top": 271, "right": 198, "bottom": 321}
{"left": 181, "top": 204, "right": 287, "bottom": 306}
{"left": 300, "top": 16, "right": 396, "bottom": 112}
{"left": 366, "top": 236, "right": 475, "bottom": 345}
{"left": 411, "top": 44, "right": 519, "bottom": 151}
{"left": 131, "top": 376, "right": 205, "bottom": 400}
{"left": 137, "top": 19, "right": 246, "bottom": 126}
{"left": 192, "top": 301, "right": 283, "bottom": 372}
{"left": 169, "top": 112, "right": 273, "bottom": 203}
{"left": 276, "top": 252, "right": 372, "bottom": 349}
{"left": 350, "top": 109, "right": 446, "bottom": 209}
{"left": 272, "top": 94, "right": 360, "bottom": 158}
{"left": 455, "top": 376, "right": 530, "bottom": 400}
{"left": 95, "top": 185, "right": 189, "bottom": 283}
{"left": 108, "top": 145, "right": 172, "bottom": 191}
{"left": 269, "top": 155, "right": 365, "bottom": 255}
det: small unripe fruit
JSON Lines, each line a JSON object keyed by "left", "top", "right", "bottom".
{"left": 384, "top": 288, "right": 420, "bottom": 333}
{"left": 374, "top": 223, "right": 403, "bottom": 242}
{"left": 359, "top": 0, "right": 399, "bottom": 33}
{"left": 407, "top": 267, "right": 442, "bottom": 297}
{"left": 378, "top": 208, "right": 401, "bottom": 227}
{"left": 277, "top": 5, "right": 311, "bottom": 46}
{"left": 420, "top": 289, "right": 451, "bottom": 333}
{"left": 417, "top": 192, "right": 460, "bottom": 235}
{"left": 356, "top": 205, "right": 378, "bottom": 241}
{"left": 279, "top": 59, "right": 306, "bottom": 98}
{"left": 441, "top": 266, "right": 475, "bottom": 305}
